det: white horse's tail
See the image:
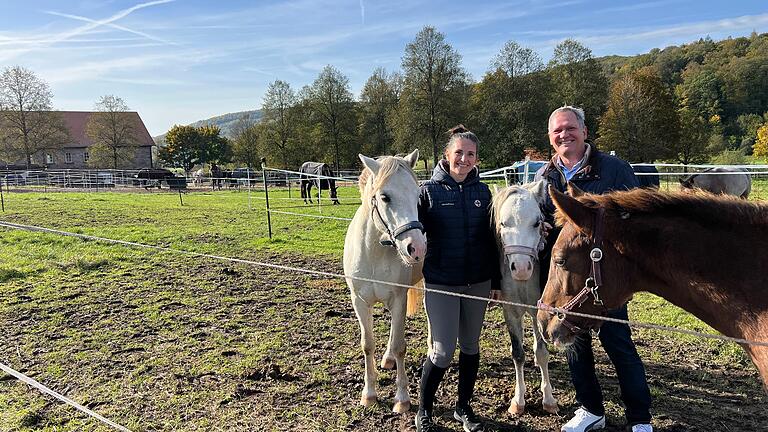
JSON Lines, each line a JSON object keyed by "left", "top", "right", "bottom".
{"left": 407, "top": 264, "right": 424, "bottom": 317}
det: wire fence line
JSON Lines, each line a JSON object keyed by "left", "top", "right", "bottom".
{"left": 1, "top": 220, "right": 766, "bottom": 349}
{"left": 0, "top": 362, "right": 133, "bottom": 432}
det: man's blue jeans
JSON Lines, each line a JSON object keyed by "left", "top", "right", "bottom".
{"left": 567, "top": 304, "right": 652, "bottom": 425}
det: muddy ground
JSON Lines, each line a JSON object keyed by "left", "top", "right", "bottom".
{"left": 1, "top": 252, "right": 766, "bottom": 431}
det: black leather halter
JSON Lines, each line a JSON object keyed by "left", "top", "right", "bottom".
{"left": 370, "top": 196, "right": 424, "bottom": 248}
{"left": 538, "top": 207, "right": 607, "bottom": 334}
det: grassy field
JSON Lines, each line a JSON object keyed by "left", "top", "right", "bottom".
{"left": 0, "top": 187, "right": 766, "bottom": 431}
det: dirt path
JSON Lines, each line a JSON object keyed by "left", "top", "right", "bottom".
{"left": 1, "top": 252, "right": 765, "bottom": 431}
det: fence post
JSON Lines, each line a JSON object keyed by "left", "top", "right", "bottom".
{"left": 1, "top": 179, "right": 5, "bottom": 212}
{"left": 287, "top": 172, "right": 291, "bottom": 198}
{"left": 261, "top": 159, "right": 272, "bottom": 240}
{"left": 247, "top": 167, "right": 252, "bottom": 210}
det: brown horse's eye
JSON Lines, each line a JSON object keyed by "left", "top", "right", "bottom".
{"left": 554, "top": 257, "right": 566, "bottom": 267}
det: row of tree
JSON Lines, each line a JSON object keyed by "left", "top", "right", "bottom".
{"left": 188, "top": 28, "right": 768, "bottom": 173}
{"left": 4, "top": 28, "right": 768, "bottom": 172}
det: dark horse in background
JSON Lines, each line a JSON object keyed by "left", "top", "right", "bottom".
{"left": 537, "top": 185, "right": 768, "bottom": 391}
{"left": 299, "top": 162, "right": 339, "bottom": 204}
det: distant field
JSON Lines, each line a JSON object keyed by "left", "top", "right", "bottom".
{"left": 0, "top": 188, "right": 765, "bottom": 431}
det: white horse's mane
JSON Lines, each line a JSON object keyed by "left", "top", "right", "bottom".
{"left": 358, "top": 156, "right": 418, "bottom": 210}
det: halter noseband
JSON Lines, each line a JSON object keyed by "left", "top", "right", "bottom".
{"left": 501, "top": 214, "right": 547, "bottom": 261}
{"left": 370, "top": 196, "right": 424, "bottom": 248}
{"left": 538, "top": 207, "right": 607, "bottom": 335}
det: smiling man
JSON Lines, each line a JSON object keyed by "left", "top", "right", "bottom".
{"left": 535, "top": 106, "right": 652, "bottom": 432}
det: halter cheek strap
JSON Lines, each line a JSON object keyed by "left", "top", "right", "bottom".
{"left": 370, "top": 197, "right": 424, "bottom": 248}
{"left": 539, "top": 207, "right": 608, "bottom": 334}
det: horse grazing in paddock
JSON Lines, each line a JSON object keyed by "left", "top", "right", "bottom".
{"left": 679, "top": 166, "right": 751, "bottom": 198}
{"left": 299, "top": 162, "right": 339, "bottom": 204}
{"left": 343, "top": 149, "right": 426, "bottom": 413}
{"left": 537, "top": 185, "right": 768, "bottom": 390}
{"left": 491, "top": 180, "right": 558, "bottom": 415}
{"left": 210, "top": 164, "right": 224, "bottom": 190}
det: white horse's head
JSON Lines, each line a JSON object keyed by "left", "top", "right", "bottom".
{"left": 359, "top": 149, "right": 426, "bottom": 265}
{"left": 492, "top": 180, "right": 548, "bottom": 281}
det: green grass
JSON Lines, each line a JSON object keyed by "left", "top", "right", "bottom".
{"left": 0, "top": 187, "right": 764, "bottom": 431}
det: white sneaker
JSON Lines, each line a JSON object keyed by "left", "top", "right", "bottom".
{"left": 561, "top": 407, "right": 606, "bottom": 432}
{"left": 632, "top": 424, "right": 653, "bottom": 432}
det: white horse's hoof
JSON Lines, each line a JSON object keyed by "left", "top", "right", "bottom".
{"left": 360, "top": 396, "right": 377, "bottom": 407}
{"left": 543, "top": 402, "right": 559, "bottom": 414}
{"left": 508, "top": 402, "right": 525, "bottom": 415}
{"left": 380, "top": 357, "right": 396, "bottom": 370}
{"left": 392, "top": 400, "right": 411, "bottom": 413}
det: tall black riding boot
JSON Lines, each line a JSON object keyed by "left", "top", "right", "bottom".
{"left": 457, "top": 351, "right": 480, "bottom": 407}
{"left": 416, "top": 357, "right": 447, "bottom": 432}
{"left": 455, "top": 352, "right": 483, "bottom": 432}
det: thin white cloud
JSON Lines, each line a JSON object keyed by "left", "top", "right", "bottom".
{"left": 360, "top": 0, "right": 365, "bottom": 25}
{"left": 0, "top": 0, "right": 176, "bottom": 61}
{"left": 45, "top": 10, "right": 178, "bottom": 46}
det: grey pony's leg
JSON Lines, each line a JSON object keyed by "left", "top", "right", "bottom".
{"left": 501, "top": 294, "right": 527, "bottom": 415}
{"left": 351, "top": 291, "right": 377, "bottom": 406}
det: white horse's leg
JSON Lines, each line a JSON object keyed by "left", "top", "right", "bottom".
{"left": 384, "top": 292, "right": 411, "bottom": 413}
{"left": 502, "top": 303, "right": 527, "bottom": 415}
{"left": 352, "top": 293, "right": 377, "bottom": 407}
{"left": 532, "top": 312, "right": 558, "bottom": 414}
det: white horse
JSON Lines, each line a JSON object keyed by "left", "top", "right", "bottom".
{"left": 343, "top": 149, "right": 426, "bottom": 413}
{"left": 192, "top": 169, "right": 205, "bottom": 187}
{"left": 491, "top": 180, "right": 558, "bottom": 415}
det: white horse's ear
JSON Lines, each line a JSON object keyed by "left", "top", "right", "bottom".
{"left": 492, "top": 184, "right": 500, "bottom": 194}
{"left": 403, "top": 149, "right": 419, "bottom": 169}
{"left": 359, "top": 154, "right": 381, "bottom": 175}
{"left": 531, "top": 179, "right": 548, "bottom": 205}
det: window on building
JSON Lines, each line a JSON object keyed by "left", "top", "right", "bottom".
{"left": 83, "top": 152, "right": 90, "bottom": 162}
{"left": 65, "top": 153, "right": 72, "bottom": 163}
{"left": 46, "top": 154, "right": 53, "bottom": 164}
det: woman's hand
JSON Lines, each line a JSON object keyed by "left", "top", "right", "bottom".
{"left": 489, "top": 289, "right": 502, "bottom": 309}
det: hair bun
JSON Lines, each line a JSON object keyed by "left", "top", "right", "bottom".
{"left": 448, "top": 124, "right": 468, "bottom": 135}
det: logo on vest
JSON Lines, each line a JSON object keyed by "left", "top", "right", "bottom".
{"left": 474, "top": 199, "right": 482, "bottom": 207}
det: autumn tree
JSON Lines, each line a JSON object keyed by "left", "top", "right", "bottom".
{"left": 399, "top": 26, "right": 470, "bottom": 167}
{"left": 262, "top": 80, "right": 297, "bottom": 169}
{"left": 597, "top": 69, "right": 679, "bottom": 162}
{"left": 0, "top": 66, "right": 69, "bottom": 168}
{"left": 85, "top": 95, "right": 141, "bottom": 169}
{"left": 472, "top": 40, "right": 550, "bottom": 166}
{"left": 753, "top": 124, "right": 768, "bottom": 159}
{"left": 547, "top": 39, "right": 608, "bottom": 136}
{"left": 358, "top": 68, "right": 401, "bottom": 156}
{"left": 307, "top": 65, "right": 357, "bottom": 173}
{"left": 231, "top": 114, "right": 261, "bottom": 168}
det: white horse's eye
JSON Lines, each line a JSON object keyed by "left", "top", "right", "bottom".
{"left": 534, "top": 221, "right": 540, "bottom": 228}
{"left": 380, "top": 194, "right": 391, "bottom": 203}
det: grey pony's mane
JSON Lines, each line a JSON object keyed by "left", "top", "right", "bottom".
{"left": 491, "top": 181, "right": 546, "bottom": 233}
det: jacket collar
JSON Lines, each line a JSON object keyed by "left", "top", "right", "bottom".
{"left": 433, "top": 159, "right": 480, "bottom": 187}
{"left": 545, "top": 143, "right": 599, "bottom": 182}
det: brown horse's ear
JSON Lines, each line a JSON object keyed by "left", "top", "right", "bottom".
{"left": 549, "top": 185, "right": 595, "bottom": 235}
{"left": 567, "top": 182, "right": 586, "bottom": 197}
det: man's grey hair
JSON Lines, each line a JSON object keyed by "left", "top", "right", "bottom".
{"left": 548, "top": 106, "right": 586, "bottom": 130}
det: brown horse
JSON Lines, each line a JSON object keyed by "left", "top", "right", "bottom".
{"left": 537, "top": 185, "right": 768, "bottom": 390}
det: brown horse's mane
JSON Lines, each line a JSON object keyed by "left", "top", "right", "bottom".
{"left": 557, "top": 188, "right": 768, "bottom": 228}
{"left": 357, "top": 156, "right": 417, "bottom": 210}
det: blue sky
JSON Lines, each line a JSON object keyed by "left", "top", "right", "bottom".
{"left": 1, "top": 1, "right": 767, "bottom": 136}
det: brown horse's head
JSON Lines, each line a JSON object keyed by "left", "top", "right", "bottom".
{"left": 537, "top": 184, "right": 635, "bottom": 347}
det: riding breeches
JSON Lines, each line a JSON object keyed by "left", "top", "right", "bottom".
{"left": 424, "top": 280, "right": 491, "bottom": 368}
